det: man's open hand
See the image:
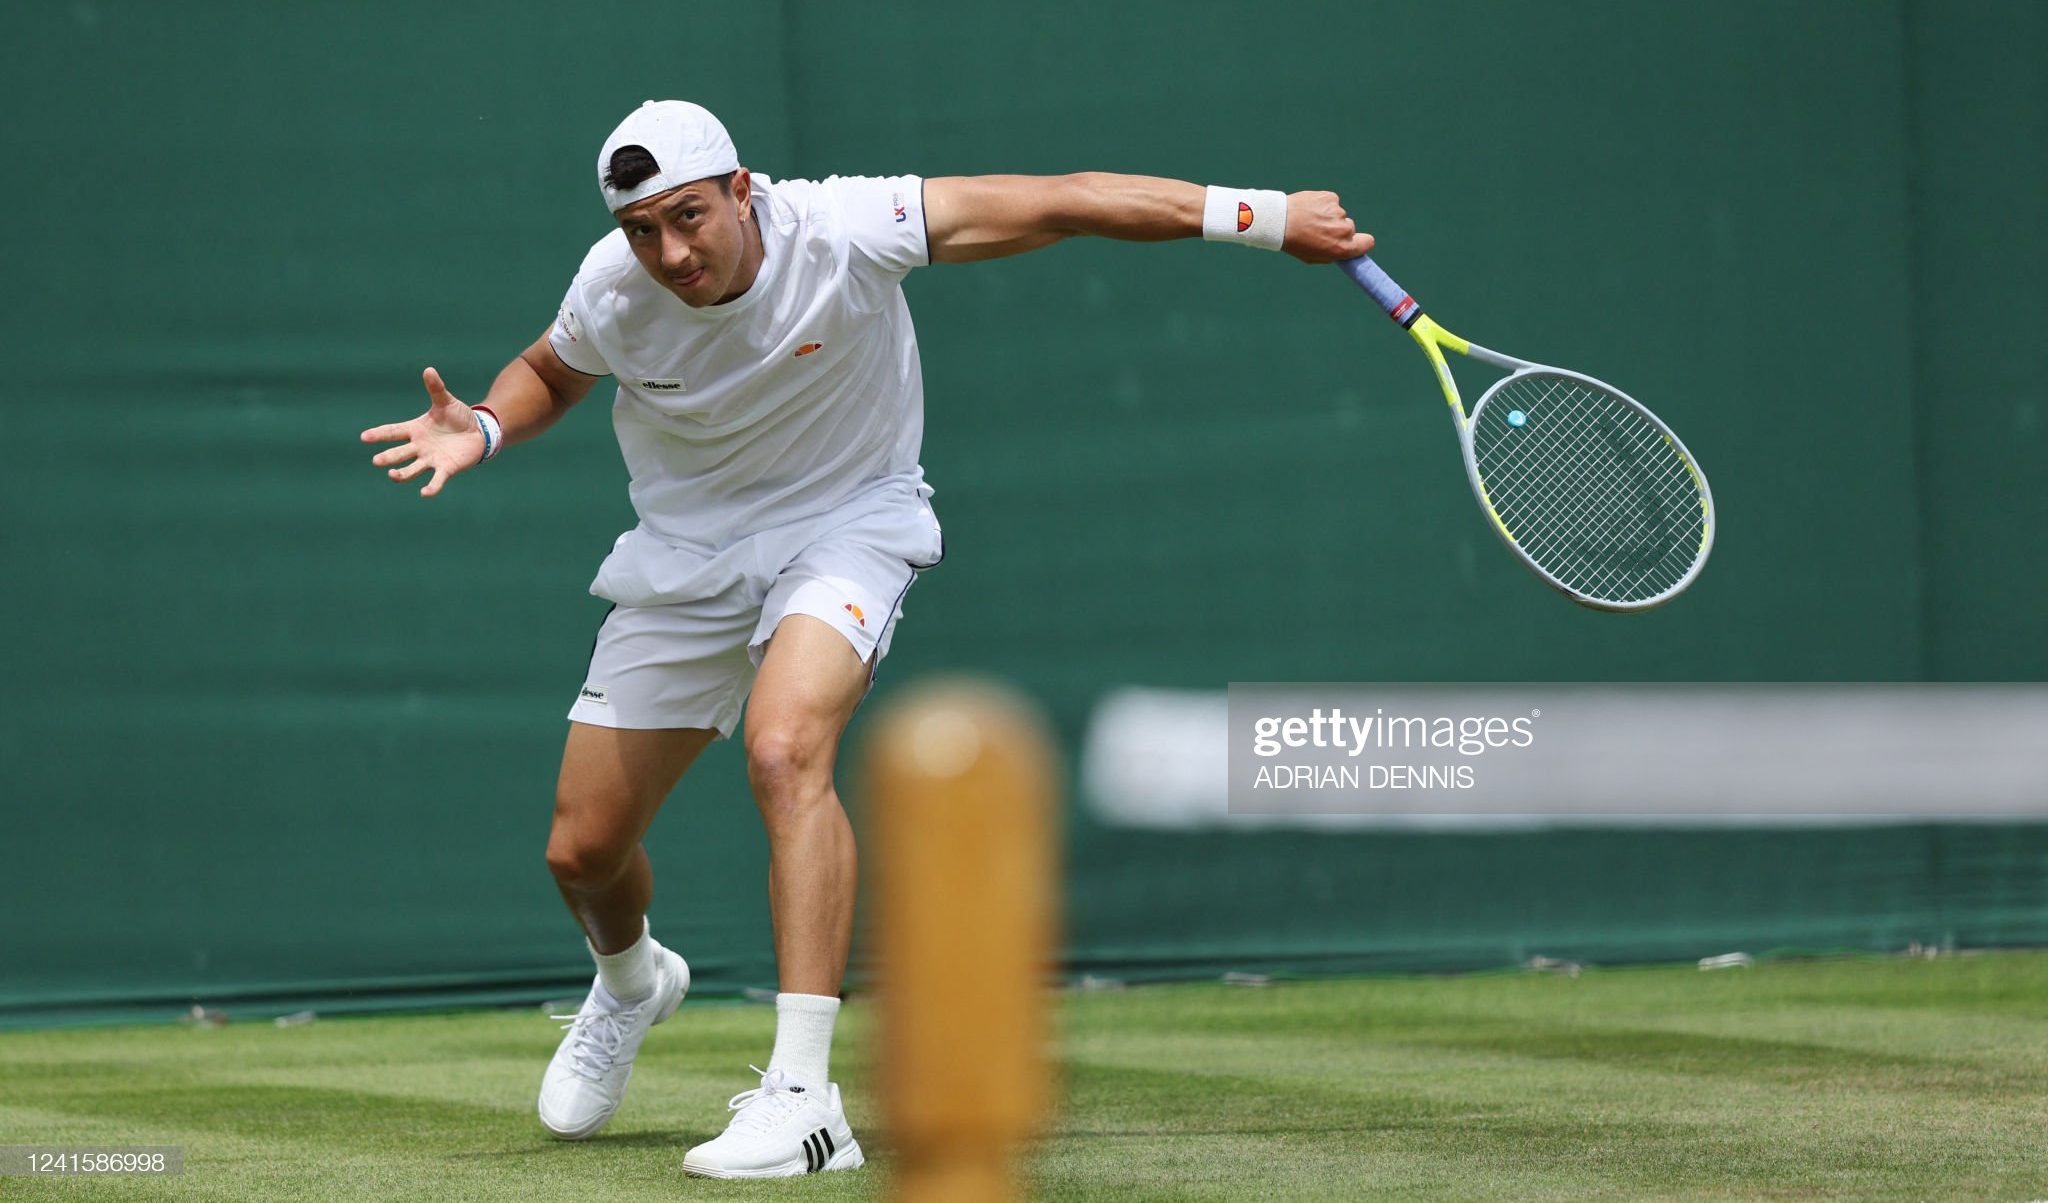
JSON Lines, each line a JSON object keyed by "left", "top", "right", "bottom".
{"left": 1283, "top": 191, "right": 1375, "bottom": 264}
{"left": 360, "top": 368, "right": 485, "bottom": 498}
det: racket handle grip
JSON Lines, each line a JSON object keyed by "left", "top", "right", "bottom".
{"left": 1337, "top": 255, "right": 1422, "bottom": 327}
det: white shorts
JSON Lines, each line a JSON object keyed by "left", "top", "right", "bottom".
{"left": 567, "top": 485, "right": 942, "bottom": 736}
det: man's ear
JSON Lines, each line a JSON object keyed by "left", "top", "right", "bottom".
{"left": 732, "top": 167, "right": 752, "bottom": 220}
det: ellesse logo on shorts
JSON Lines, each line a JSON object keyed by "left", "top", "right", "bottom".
{"left": 578, "top": 685, "right": 609, "bottom": 705}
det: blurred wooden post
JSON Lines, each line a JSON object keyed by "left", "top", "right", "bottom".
{"left": 864, "top": 677, "right": 1059, "bottom": 1203}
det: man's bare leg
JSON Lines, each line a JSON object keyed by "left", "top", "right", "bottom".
{"left": 547, "top": 722, "right": 716, "bottom": 954}
{"left": 743, "top": 614, "right": 872, "bottom": 997}
{"left": 677, "top": 615, "right": 875, "bottom": 1173}
{"left": 538, "top": 721, "right": 718, "bottom": 1140}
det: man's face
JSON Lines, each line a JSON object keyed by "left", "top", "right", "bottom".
{"left": 615, "top": 170, "right": 752, "bottom": 307}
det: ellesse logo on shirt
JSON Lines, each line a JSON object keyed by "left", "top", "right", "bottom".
{"left": 794, "top": 342, "right": 824, "bottom": 358}
{"left": 638, "top": 379, "right": 686, "bottom": 391}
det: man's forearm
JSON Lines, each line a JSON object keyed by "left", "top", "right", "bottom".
{"left": 480, "top": 351, "right": 580, "bottom": 446}
{"left": 1050, "top": 172, "right": 1205, "bottom": 242}
{"left": 927, "top": 172, "right": 1353, "bottom": 264}
{"left": 925, "top": 172, "right": 1205, "bottom": 263}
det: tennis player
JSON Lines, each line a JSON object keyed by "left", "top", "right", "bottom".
{"left": 360, "top": 99, "right": 1370, "bottom": 1179}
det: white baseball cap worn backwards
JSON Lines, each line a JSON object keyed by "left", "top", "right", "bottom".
{"left": 598, "top": 100, "right": 740, "bottom": 212}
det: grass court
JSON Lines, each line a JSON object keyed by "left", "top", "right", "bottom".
{"left": 5, "top": 953, "right": 2044, "bottom": 1201}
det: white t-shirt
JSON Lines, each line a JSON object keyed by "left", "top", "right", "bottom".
{"left": 548, "top": 174, "right": 939, "bottom": 607}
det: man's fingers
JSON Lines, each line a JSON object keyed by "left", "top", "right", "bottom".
{"left": 389, "top": 458, "right": 431, "bottom": 483}
{"left": 360, "top": 423, "right": 412, "bottom": 443}
{"left": 420, "top": 467, "right": 448, "bottom": 498}
{"left": 371, "top": 443, "right": 418, "bottom": 468}
{"left": 1348, "top": 231, "right": 1376, "bottom": 255}
{"left": 423, "top": 366, "right": 456, "bottom": 407}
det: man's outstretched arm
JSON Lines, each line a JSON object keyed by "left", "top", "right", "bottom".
{"left": 359, "top": 330, "right": 599, "bottom": 497}
{"left": 921, "top": 172, "right": 1373, "bottom": 265}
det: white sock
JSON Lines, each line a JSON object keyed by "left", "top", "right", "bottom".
{"left": 767, "top": 992, "right": 841, "bottom": 1086}
{"left": 589, "top": 918, "right": 657, "bottom": 1002}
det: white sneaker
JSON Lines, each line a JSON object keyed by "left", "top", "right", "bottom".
{"left": 681, "top": 1066, "right": 865, "bottom": 1178}
{"left": 536, "top": 946, "right": 689, "bottom": 1139}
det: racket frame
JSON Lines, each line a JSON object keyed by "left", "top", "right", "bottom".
{"left": 1342, "top": 256, "right": 1715, "bottom": 611}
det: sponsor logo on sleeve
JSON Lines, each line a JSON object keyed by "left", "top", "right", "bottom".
{"left": 890, "top": 192, "right": 907, "bottom": 224}
{"left": 556, "top": 305, "right": 583, "bottom": 344}
{"left": 578, "top": 685, "right": 609, "bottom": 705}
{"left": 637, "top": 379, "right": 686, "bottom": 391}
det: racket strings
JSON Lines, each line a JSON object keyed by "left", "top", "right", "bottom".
{"left": 1472, "top": 373, "right": 1705, "bottom": 604}
{"left": 1492, "top": 389, "right": 1692, "bottom": 566}
{"left": 1483, "top": 389, "right": 1699, "bottom": 600}
{"left": 1494, "top": 415, "right": 1698, "bottom": 600}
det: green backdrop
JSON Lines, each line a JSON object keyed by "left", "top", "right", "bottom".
{"left": 2, "top": 0, "right": 2043, "bottom": 1026}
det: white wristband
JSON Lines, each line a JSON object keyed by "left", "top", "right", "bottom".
{"left": 474, "top": 406, "right": 502, "bottom": 462}
{"left": 1202, "top": 185, "right": 1288, "bottom": 251}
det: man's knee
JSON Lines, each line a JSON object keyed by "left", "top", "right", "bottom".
{"left": 745, "top": 725, "right": 834, "bottom": 823}
{"left": 544, "top": 826, "right": 637, "bottom": 891}
{"left": 546, "top": 781, "right": 648, "bottom": 890}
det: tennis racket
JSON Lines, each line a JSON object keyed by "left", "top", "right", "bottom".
{"left": 1337, "top": 254, "right": 1714, "bottom": 611}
